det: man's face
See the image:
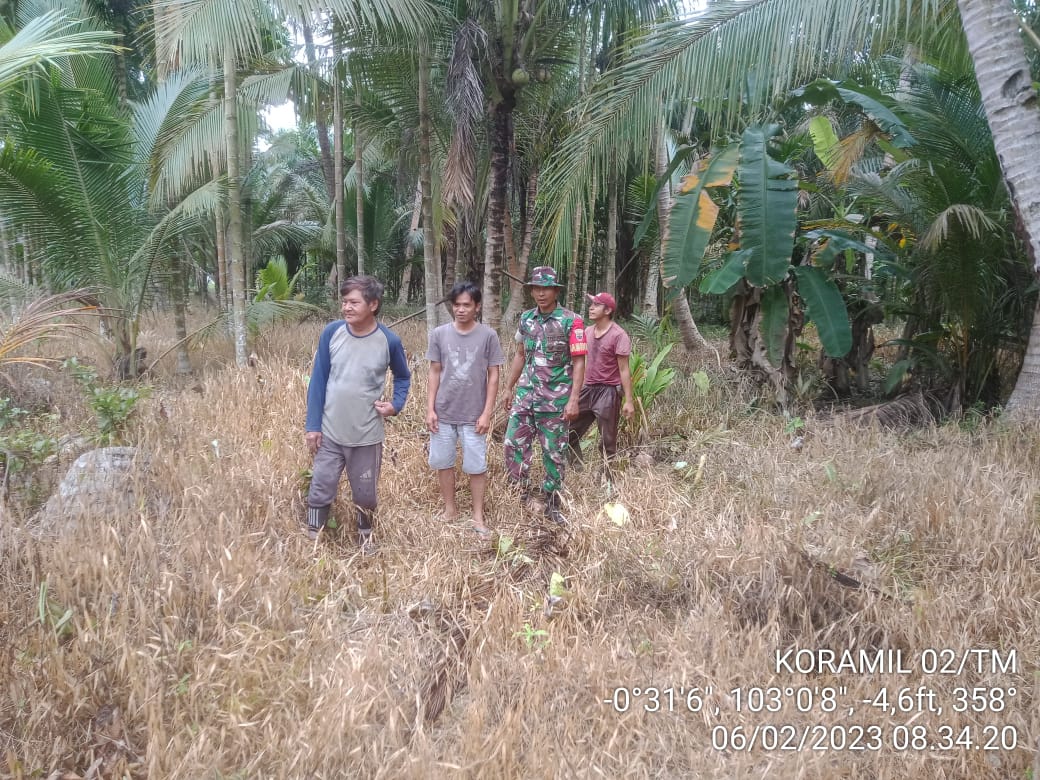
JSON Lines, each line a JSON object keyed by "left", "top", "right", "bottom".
{"left": 452, "top": 292, "right": 480, "bottom": 324}
{"left": 587, "top": 301, "right": 609, "bottom": 322}
{"left": 341, "top": 289, "right": 378, "bottom": 325}
{"left": 530, "top": 285, "right": 558, "bottom": 311}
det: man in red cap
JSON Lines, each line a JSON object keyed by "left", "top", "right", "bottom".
{"left": 568, "top": 291, "right": 634, "bottom": 468}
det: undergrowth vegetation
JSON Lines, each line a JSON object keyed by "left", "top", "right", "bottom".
{"left": 0, "top": 315, "right": 1036, "bottom": 778}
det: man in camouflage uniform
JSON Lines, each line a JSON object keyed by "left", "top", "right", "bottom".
{"left": 501, "top": 266, "right": 587, "bottom": 524}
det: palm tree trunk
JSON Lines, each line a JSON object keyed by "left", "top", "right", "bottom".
{"left": 224, "top": 47, "right": 248, "bottom": 367}
{"left": 171, "top": 251, "right": 192, "bottom": 374}
{"left": 354, "top": 89, "right": 366, "bottom": 275}
{"left": 333, "top": 73, "right": 347, "bottom": 288}
{"left": 398, "top": 180, "right": 421, "bottom": 306}
{"left": 502, "top": 195, "right": 518, "bottom": 302}
{"left": 483, "top": 99, "right": 512, "bottom": 329}
{"left": 0, "top": 220, "right": 10, "bottom": 279}
{"left": 579, "top": 179, "right": 595, "bottom": 301}
{"left": 419, "top": 46, "right": 443, "bottom": 332}
{"left": 241, "top": 144, "right": 254, "bottom": 306}
{"left": 503, "top": 169, "right": 537, "bottom": 329}
{"left": 300, "top": 16, "right": 335, "bottom": 202}
{"left": 567, "top": 202, "right": 582, "bottom": 308}
{"left": 214, "top": 200, "right": 226, "bottom": 313}
{"left": 958, "top": 0, "right": 1040, "bottom": 416}
{"left": 581, "top": 218, "right": 594, "bottom": 299}
{"left": 642, "top": 248, "right": 658, "bottom": 313}
{"left": 655, "top": 115, "right": 712, "bottom": 355}
{"left": 605, "top": 171, "right": 618, "bottom": 292}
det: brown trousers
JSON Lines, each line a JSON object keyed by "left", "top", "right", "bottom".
{"left": 567, "top": 384, "right": 622, "bottom": 461}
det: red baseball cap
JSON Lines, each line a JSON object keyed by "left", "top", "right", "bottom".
{"left": 586, "top": 292, "right": 617, "bottom": 312}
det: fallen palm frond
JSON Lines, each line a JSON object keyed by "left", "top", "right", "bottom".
{"left": 0, "top": 288, "right": 101, "bottom": 372}
{"left": 828, "top": 388, "right": 934, "bottom": 429}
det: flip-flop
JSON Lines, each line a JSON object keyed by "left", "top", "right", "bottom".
{"left": 470, "top": 524, "right": 492, "bottom": 540}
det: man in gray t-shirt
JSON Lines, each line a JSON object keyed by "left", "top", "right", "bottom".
{"left": 426, "top": 281, "right": 505, "bottom": 536}
{"left": 305, "top": 276, "right": 410, "bottom": 551}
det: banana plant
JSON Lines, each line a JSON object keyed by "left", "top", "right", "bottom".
{"left": 662, "top": 123, "right": 852, "bottom": 395}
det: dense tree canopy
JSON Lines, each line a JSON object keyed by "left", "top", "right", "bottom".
{"left": 4, "top": 0, "right": 1040, "bottom": 414}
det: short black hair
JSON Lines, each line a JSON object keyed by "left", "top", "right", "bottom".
{"left": 448, "top": 281, "right": 482, "bottom": 305}
{"left": 340, "top": 275, "right": 384, "bottom": 314}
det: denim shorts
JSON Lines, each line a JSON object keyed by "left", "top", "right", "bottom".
{"left": 429, "top": 423, "right": 488, "bottom": 474}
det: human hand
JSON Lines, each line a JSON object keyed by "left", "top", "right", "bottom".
{"left": 475, "top": 412, "right": 491, "bottom": 435}
{"left": 374, "top": 400, "right": 396, "bottom": 418}
{"left": 563, "top": 399, "right": 579, "bottom": 422}
{"left": 501, "top": 393, "right": 514, "bottom": 414}
{"left": 426, "top": 409, "right": 439, "bottom": 433}
{"left": 305, "top": 431, "right": 322, "bottom": 455}
{"left": 622, "top": 399, "right": 635, "bottom": 420}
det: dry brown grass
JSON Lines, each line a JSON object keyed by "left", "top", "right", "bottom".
{"left": 1, "top": 312, "right": 1038, "bottom": 779}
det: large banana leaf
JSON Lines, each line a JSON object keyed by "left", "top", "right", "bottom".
{"left": 632, "top": 145, "right": 700, "bottom": 249}
{"left": 699, "top": 249, "right": 749, "bottom": 294}
{"left": 792, "top": 79, "right": 915, "bottom": 148}
{"left": 662, "top": 144, "right": 739, "bottom": 290}
{"left": 808, "top": 116, "right": 841, "bottom": 170}
{"left": 793, "top": 265, "right": 851, "bottom": 357}
{"left": 739, "top": 124, "right": 798, "bottom": 287}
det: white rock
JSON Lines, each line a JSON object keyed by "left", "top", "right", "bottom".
{"left": 34, "top": 447, "right": 150, "bottom": 534}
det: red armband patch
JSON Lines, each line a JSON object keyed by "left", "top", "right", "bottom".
{"left": 569, "top": 317, "right": 587, "bottom": 356}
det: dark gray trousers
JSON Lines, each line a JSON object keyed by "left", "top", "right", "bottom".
{"left": 307, "top": 439, "right": 382, "bottom": 531}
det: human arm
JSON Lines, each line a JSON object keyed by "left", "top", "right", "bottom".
{"left": 564, "top": 315, "right": 588, "bottom": 421}
{"left": 477, "top": 365, "right": 500, "bottom": 434}
{"left": 564, "top": 355, "right": 585, "bottom": 421}
{"left": 379, "top": 326, "right": 412, "bottom": 417}
{"left": 304, "top": 324, "right": 337, "bottom": 453}
{"left": 617, "top": 354, "right": 635, "bottom": 420}
{"left": 501, "top": 343, "right": 525, "bottom": 413}
{"left": 426, "top": 361, "right": 442, "bottom": 432}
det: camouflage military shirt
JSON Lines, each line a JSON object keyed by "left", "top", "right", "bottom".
{"left": 513, "top": 306, "right": 587, "bottom": 412}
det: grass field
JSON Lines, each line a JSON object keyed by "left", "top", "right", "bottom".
{"left": 1, "top": 313, "right": 1037, "bottom": 779}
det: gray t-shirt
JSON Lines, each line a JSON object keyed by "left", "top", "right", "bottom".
{"left": 323, "top": 324, "right": 400, "bottom": 446}
{"left": 426, "top": 323, "right": 505, "bottom": 425}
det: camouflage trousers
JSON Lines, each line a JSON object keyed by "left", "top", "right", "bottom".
{"left": 504, "top": 405, "right": 569, "bottom": 494}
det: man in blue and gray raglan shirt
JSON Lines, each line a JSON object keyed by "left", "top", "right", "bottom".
{"left": 304, "top": 276, "right": 410, "bottom": 552}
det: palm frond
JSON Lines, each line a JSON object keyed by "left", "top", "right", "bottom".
{"left": 0, "top": 287, "right": 102, "bottom": 370}
{"left": 300, "top": 0, "right": 439, "bottom": 38}
{"left": 252, "top": 219, "right": 324, "bottom": 256}
{"left": 152, "top": 0, "right": 273, "bottom": 66}
{"left": 918, "top": 203, "right": 999, "bottom": 251}
{"left": 0, "top": 10, "right": 118, "bottom": 94}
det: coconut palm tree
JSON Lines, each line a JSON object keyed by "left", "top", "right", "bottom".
{"left": 957, "top": 0, "right": 1040, "bottom": 416}
{"left": 0, "top": 58, "right": 225, "bottom": 371}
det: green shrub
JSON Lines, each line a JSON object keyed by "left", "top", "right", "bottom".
{"left": 63, "top": 358, "right": 148, "bottom": 444}
{"left": 627, "top": 344, "right": 678, "bottom": 441}
{"left": 0, "top": 398, "right": 56, "bottom": 481}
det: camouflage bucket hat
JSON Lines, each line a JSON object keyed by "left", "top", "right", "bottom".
{"left": 525, "top": 265, "right": 564, "bottom": 288}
